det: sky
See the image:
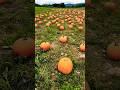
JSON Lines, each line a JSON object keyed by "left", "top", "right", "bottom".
{"left": 35, "top": 0, "right": 85, "bottom": 5}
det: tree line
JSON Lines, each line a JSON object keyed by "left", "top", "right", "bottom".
{"left": 35, "top": 3, "right": 85, "bottom": 8}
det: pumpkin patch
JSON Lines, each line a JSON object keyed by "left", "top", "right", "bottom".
{"left": 35, "top": 7, "right": 85, "bottom": 90}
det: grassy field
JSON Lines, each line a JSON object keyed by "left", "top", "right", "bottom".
{"left": 0, "top": 1, "right": 34, "bottom": 90}
{"left": 35, "top": 7, "right": 85, "bottom": 90}
{"left": 86, "top": 1, "right": 120, "bottom": 90}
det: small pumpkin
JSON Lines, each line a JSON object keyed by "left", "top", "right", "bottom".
{"left": 57, "top": 57, "right": 73, "bottom": 74}
{"left": 59, "top": 26, "right": 65, "bottom": 30}
{"left": 80, "top": 43, "right": 85, "bottom": 52}
{"left": 57, "top": 23, "right": 61, "bottom": 27}
{"left": 59, "top": 36, "right": 68, "bottom": 43}
{"left": 40, "top": 42, "right": 51, "bottom": 51}
{"left": 78, "top": 26, "right": 83, "bottom": 31}
{"left": 38, "top": 21, "right": 42, "bottom": 24}
{"left": 35, "top": 23, "right": 39, "bottom": 28}
{"left": 12, "top": 38, "right": 34, "bottom": 57}
{"left": 68, "top": 24, "right": 73, "bottom": 29}
{"left": 46, "top": 23, "right": 50, "bottom": 27}
{"left": 106, "top": 42, "right": 120, "bottom": 60}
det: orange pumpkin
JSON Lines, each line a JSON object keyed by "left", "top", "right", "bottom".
{"left": 35, "top": 23, "right": 39, "bottom": 28}
{"left": 44, "top": 19, "right": 47, "bottom": 22}
{"left": 80, "top": 43, "right": 85, "bottom": 52}
{"left": 40, "top": 42, "right": 51, "bottom": 51}
{"left": 68, "top": 24, "right": 73, "bottom": 29}
{"left": 46, "top": 23, "right": 50, "bottom": 27}
{"left": 38, "top": 21, "right": 42, "bottom": 24}
{"left": 78, "top": 26, "right": 83, "bottom": 31}
{"left": 59, "top": 26, "right": 65, "bottom": 30}
{"left": 57, "top": 23, "right": 61, "bottom": 27}
{"left": 59, "top": 36, "right": 68, "bottom": 43}
{"left": 106, "top": 42, "right": 120, "bottom": 60}
{"left": 57, "top": 57, "right": 73, "bottom": 74}
{"left": 12, "top": 38, "right": 34, "bottom": 57}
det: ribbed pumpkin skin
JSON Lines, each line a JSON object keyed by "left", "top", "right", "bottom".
{"left": 12, "top": 38, "right": 34, "bottom": 57}
{"left": 80, "top": 43, "right": 85, "bottom": 52}
{"left": 57, "top": 57, "right": 73, "bottom": 74}
{"left": 40, "top": 42, "right": 51, "bottom": 51}
{"left": 107, "top": 43, "right": 120, "bottom": 60}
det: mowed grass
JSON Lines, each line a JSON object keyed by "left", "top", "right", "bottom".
{"left": 35, "top": 7, "right": 85, "bottom": 89}
{"left": 35, "top": 7, "right": 54, "bottom": 14}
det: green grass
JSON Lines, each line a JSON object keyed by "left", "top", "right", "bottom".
{"left": 35, "top": 7, "right": 53, "bottom": 14}
{"left": 35, "top": 7, "right": 85, "bottom": 90}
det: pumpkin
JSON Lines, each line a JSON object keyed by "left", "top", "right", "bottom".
{"left": 68, "top": 24, "right": 73, "bottom": 29}
{"left": 38, "top": 21, "right": 42, "bottom": 24}
{"left": 44, "top": 19, "right": 47, "bottom": 22}
{"left": 104, "top": 2, "right": 117, "bottom": 12}
{"left": 59, "top": 26, "right": 65, "bottom": 30}
{"left": 59, "top": 36, "right": 68, "bottom": 43}
{"left": 35, "top": 23, "right": 39, "bottom": 28}
{"left": 78, "top": 26, "right": 83, "bottom": 31}
{"left": 40, "top": 42, "right": 51, "bottom": 51}
{"left": 106, "top": 42, "right": 120, "bottom": 60}
{"left": 57, "top": 57, "right": 73, "bottom": 74}
{"left": 57, "top": 23, "right": 61, "bottom": 27}
{"left": 68, "top": 21, "right": 72, "bottom": 24}
{"left": 12, "top": 38, "right": 34, "bottom": 57}
{"left": 80, "top": 43, "right": 85, "bottom": 52}
{"left": 46, "top": 23, "right": 50, "bottom": 27}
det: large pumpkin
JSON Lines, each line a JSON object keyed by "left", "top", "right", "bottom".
{"left": 106, "top": 42, "right": 120, "bottom": 60}
{"left": 40, "top": 42, "right": 51, "bottom": 51}
{"left": 57, "top": 57, "right": 73, "bottom": 74}
{"left": 12, "top": 38, "right": 34, "bottom": 57}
